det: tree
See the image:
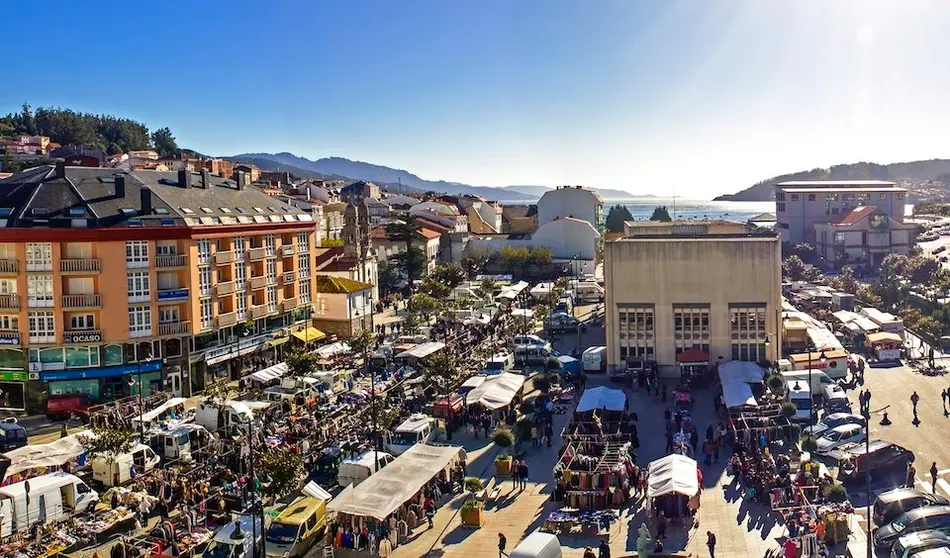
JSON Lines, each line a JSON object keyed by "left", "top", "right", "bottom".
{"left": 792, "top": 243, "right": 816, "bottom": 264}
{"left": 408, "top": 292, "right": 441, "bottom": 320}
{"left": 605, "top": 204, "right": 634, "bottom": 233}
{"left": 423, "top": 352, "right": 457, "bottom": 394}
{"left": 255, "top": 447, "right": 304, "bottom": 499}
{"left": 285, "top": 349, "right": 320, "bottom": 378}
{"left": 782, "top": 255, "right": 806, "bottom": 281}
{"left": 386, "top": 217, "right": 423, "bottom": 285}
{"left": 498, "top": 246, "right": 530, "bottom": 276}
{"left": 836, "top": 266, "right": 859, "bottom": 294}
{"left": 430, "top": 263, "right": 467, "bottom": 290}
{"left": 204, "top": 378, "right": 236, "bottom": 403}
{"left": 79, "top": 425, "right": 136, "bottom": 465}
{"left": 462, "top": 246, "right": 493, "bottom": 277}
{"left": 473, "top": 277, "right": 498, "bottom": 301}
{"left": 391, "top": 247, "right": 426, "bottom": 288}
{"left": 402, "top": 312, "right": 422, "bottom": 334}
{"left": 900, "top": 308, "right": 925, "bottom": 333}
{"left": 916, "top": 315, "right": 943, "bottom": 345}
{"left": 649, "top": 206, "right": 672, "bottom": 222}
{"left": 527, "top": 246, "right": 553, "bottom": 267}
{"left": 150, "top": 127, "right": 179, "bottom": 158}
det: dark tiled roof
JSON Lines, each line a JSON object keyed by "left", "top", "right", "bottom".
{"left": 0, "top": 165, "right": 313, "bottom": 228}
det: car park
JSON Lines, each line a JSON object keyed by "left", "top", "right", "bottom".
{"left": 875, "top": 506, "right": 950, "bottom": 549}
{"left": 875, "top": 488, "right": 950, "bottom": 527}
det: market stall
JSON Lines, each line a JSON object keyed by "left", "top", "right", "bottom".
{"left": 718, "top": 360, "right": 764, "bottom": 409}
{"left": 646, "top": 454, "right": 700, "bottom": 519}
{"left": 866, "top": 331, "right": 902, "bottom": 363}
{"left": 675, "top": 348, "right": 710, "bottom": 387}
{"left": 553, "top": 441, "right": 635, "bottom": 509}
{"left": 1, "top": 430, "right": 92, "bottom": 485}
{"left": 244, "top": 362, "right": 289, "bottom": 385}
{"left": 575, "top": 386, "right": 625, "bottom": 413}
{"left": 465, "top": 372, "right": 526, "bottom": 412}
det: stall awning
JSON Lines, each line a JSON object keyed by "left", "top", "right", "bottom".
{"left": 460, "top": 376, "right": 486, "bottom": 390}
{"left": 246, "top": 362, "right": 288, "bottom": 383}
{"left": 867, "top": 331, "right": 902, "bottom": 344}
{"left": 133, "top": 397, "right": 187, "bottom": 424}
{"left": 576, "top": 386, "right": 626, "bottom": 413}
{"left": 721, "top": 381, "right": 757, "bottom": 408}
{"left": 465, "top": 372, "right": 526, "bottom": 410}
{"left": 647, "top": 454, "right": 699, "bottom": 498}
{"left": 717, "top": 361, "right": 764, "bottom": 385}
{"left": 292, "top": 327, "right": 326, "bottom": 343}
{"left": 396, "top": 341, "right": 446, "bottom": 359}
{"left": 3, "top": 430, "right": 94, "bottom": 480}
{"left": 676, "top": 348, "right": 709, "bottom": 364}
{"left": 326, "top": 443, "right": 466, "bottom": 520}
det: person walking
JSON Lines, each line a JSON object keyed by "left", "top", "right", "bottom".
{"left": 858, "top": 389, "right": 866, "bottom": 413}
{"left": 912, "top": 391, "right": 920, "bottom": 415}
{"left": 498, "top": 533, "right": 507, "bottom": 558}
{"left": 943, "top": 390, "right": 949, "bottom": 416}
{"left": 665, "top": 430, "right": 674, "bottom": 453}
{"left": 906, "top": 462, "right": 917, "bottom": 489}
{"left": 598, "top": 539, "right": 611, "bottom": 558}
{"left": 544, "top": 422, "right": 553, "bottom": 448}
{"left": 657, "top": 510, "right": 667, "bottom": 540}
{"left": 706, "top": 531, "right": 717, "bottom": 558}
{"left": 932, "top": 462, "right": 940, "bottom": 494}
{"left": 520, "top": 461, "right": 530, "bottom": 491}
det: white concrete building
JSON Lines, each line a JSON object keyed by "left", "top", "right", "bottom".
{"left": 537, "top": 185, "right": 604, "bottom": 229}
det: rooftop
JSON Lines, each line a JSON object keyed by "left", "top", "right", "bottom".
{"left": 314, "top": 275, "right": 373, "bottom": 294}
{"left": 777, "top": 180, "right": 898, "bottom": 187}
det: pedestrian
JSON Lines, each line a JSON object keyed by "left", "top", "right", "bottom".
{"left": 912, "top": 391, "right": 920, "bottom": 415}
{"left": 531, "top": 425, "right": 540, "bottom": 448}
{"left": 703, "top": 439, "right": 713, "bottom": 466}
{"left": 598, "top": 539, "right": 611, "bottom": 558}
{"left": 544, "top": 423, "right": 553, "bottom": 448}
{"left": 657, "top": 510, "right": 667, "bottom": 539}
{"left": 498, "top": 533, "right": 507, "bottom": 558}
{"left": 520, "top": 461, "right": 530, "bottom": 491}
{"left": 583, "top": 548, "right": 596, "bottom": 558}
{"left": 944, "top": 389, "right": 949, "bottom": 415}
{"left": 661, "top": 383, "right": 667, "bottom": 403}
{"left": 858, "top": 389, "right": 865, "bottom": 412}
{"left": 706, "top": 531, "right": 717, "bottom": 558}
{"left": 665, "top": 430, "right": 674, "bottom": 453}
{"left": 865, "top": 389, "right": 872, "bottom": 410}
{"left": 906, "top": 462, "right": 917, "bottom": 489}
{"left": 690, "top": 427, "right": 699, "bottom": 454}
{"left": 932, "top": 462, "right": 940, "bottom": 494}
{"left": 712, "top": 435, "right": 720, "bottom": 464}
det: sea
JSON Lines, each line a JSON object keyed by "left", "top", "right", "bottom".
{"left": 602, "top": 198, "right": 775, "bottom": 222}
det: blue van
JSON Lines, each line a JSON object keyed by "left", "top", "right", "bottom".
{"left": 0, "top": 421, "right": 28, "bottom": 452}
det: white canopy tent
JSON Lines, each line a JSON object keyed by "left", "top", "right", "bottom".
{"left": 647, "top": 454, "right": 699, "bottom": 498}
{"left": 575, "top": 386, "right": 626, "bottom": 413}
{"left": 326, "top": 443, "right": 465, "bottom": 521}
{"left": 246, "top": 362, "right": 288, "bottom": 384}
{"left": 717, "top": 361, "right": 763, "bottom": 409}
{"left": 721, "top": 381, "right": 757, "bottom": 408}
{"left": 132, "top": 397, "right": 187, "bottom": 425}
{"left": 396, "top": 342, "right": 446, "bottom": 360}
{"left": 2, "top": 430, "right": 94, "bottom": 480}
{"left": 464, "top": 372, "right": 526, "bottom": 410}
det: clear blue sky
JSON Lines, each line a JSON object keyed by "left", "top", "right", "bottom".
{"left": 3, "top": 0, "right": 949, "bottom": 198}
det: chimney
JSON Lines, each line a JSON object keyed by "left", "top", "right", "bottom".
{"left": 114, "top": 174, "right": 126, "bottom": 198}
{"left": 178, "top": 169, "right": 191, "bottom": 188}
{"left": 236, "top": 171, "right": 247, "bottom": 191}
{"left": 140, "top": 187, "right": 153, "bottom": 215}
{"left": 55, "top": 159, "right": 66, "bottom": 177}
{"left": 202, "top": 169, "right": 211, "bottom": 189}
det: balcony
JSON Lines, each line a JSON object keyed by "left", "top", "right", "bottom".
{"left": 0, "top": 260, "right": 18, "bottom": 275}
{"left": 63, "top": 329, "right": 102, "bottom": 344}
{"left": 282, "top": 271, "right": 296, "bottom": 284}
{"left": 59, "top": 258, "right": 101, "bottom": 274}
{"left": 214, "top": 251, "right": 235, "bottom": 265}
{"left": 249, "top": 275, "right": 269, "bottom": 290}
{"left": 156, "top": 254, "right": 187, "bottom": 268}
{"left": 216, "top": 281, "right": 236, "bottom": 296}
{"left": 158, "top": 321, "right": 191, "bottom": 336}
{"left": 216, "top": 312, "right": 237, "bottom": 327}
{"left": 281, "top": 244, "right": 295, "bottom": 257}
{"left": 248, "top": 247, "right": 267, "bottom": 261}
{"left": 0, "top": 294, "right": 19, "bottom": 309}
{"left": 157, "top": 288, "right": 189, "bottom": 303}
{"left": 250, "top": 305, "right": 270, "bottom": 319}
{"left": 61, "top": 294, "right": 102, "bottom": 309}
{"left": 281, "top": 297, "right": 298, "bottom": 312}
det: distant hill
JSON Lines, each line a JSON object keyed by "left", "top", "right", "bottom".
{"left": 228, "top": 152, "right": 642, "bottom": 201}
{"left": 228, "top": 156, "right": 351, "bottom": 182}
{"left": 715, "top": 159, "right": 950, "bottom": 201}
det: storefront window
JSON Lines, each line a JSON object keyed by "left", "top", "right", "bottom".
{"left": 103, "top": 344, "right": 123, "bottom": 366}
{"left": 65, "top": 346, "right": 100, "bottom": 368}
{"left": 165, "top": 338, "right": 182, "bottom": 358}
{"left": 29, "top": 347, "right": 64, "bottom": 365}
{"left": 0, "top": 348, "right": 23, "bottom": 370}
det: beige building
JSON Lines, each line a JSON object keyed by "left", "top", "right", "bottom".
{"left": 604, "top": 221, "right": 782, "bottom": 376}
{"left": 813, "top": 206, "right": 916, "bottom": 267}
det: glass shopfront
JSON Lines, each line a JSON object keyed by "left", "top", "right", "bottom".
{"left": 41, "top": 360, "right": 164, "bottom": 403}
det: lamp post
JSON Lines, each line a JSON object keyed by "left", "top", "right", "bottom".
{"left": 128, "top": 355, "right": 153, "bottom": 441}
{"left": 805, "top": 345, "right": 828, "bottom": 425}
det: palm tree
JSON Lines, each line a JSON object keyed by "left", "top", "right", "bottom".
{"left": 386, "top": 216, "right": 422, "bottom": 286}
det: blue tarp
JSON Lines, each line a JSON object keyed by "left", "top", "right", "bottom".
{"left": 557, "top": 355, "right": 581, "bottom": 376}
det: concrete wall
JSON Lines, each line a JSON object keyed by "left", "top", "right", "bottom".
{"left": 605, "top": 236, "right": 782, "bottom": 373}
{"left": 537, "top": 187, "right": 602, "bottom": 228}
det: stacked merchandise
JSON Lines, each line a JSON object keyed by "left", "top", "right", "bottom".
{"left": 554, "top": 441, "right": 635, "bottom": 509}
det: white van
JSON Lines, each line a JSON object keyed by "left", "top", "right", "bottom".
{"left": 573, "top": 281, "right": 605, "bottom": 303}
{"left": 780, "top": 370, "right": 834, "bottom": 395}
{"left": 582, "top": 346, "right": 607, "bottom": 373}
{"left": 510, "top": 532, "right": 562, "bottom": 558}
{"left": 152, "top": 424, "right": 211, "bottom": 461}
{"left": 337, "top": 451, "right": 394, "bottom": 488}
{"left": 92, "top": 443, "right": 161, "bottom": 487}
{"left": 0, "top": 472, "right": 98, "bottom": 536}
{"left": 514, "top": 343, "right": 553, "bottom": 366}
{"left": 196, "top": 399, "right": 254, "bottom": 435}
{"left": 387, "top": 414, "right": 435, "bottom": 455}
{"left": 485, "top": 352, "right": 514, "bottom": 374}
{"left": 786, "top": 380, "right": 814, "bottom": 423}
{"left": 509, "top": 334, "right": 547, "bottom": 348}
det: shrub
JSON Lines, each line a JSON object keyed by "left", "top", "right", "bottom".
{"left": 780, "top": 401, "right": 797, "bottom": 418}
{"left": 824, "top": 483, "right": 848, "bottom": 503}
{"left": 492, "top": 427, "right": 515, "bottom": 448}
{"left": 495, "top": 454, "right": 512, "bottom": 463}
{"left": 533, "top": 374, "right": 552, "bottom": 393}
{"left": 766, "top": 374, "right": 786, "bottom": 394}
{"left": 462, "top": 498, "right": 481, "bottom": 510}
{"left": 464, "top": 477, "right": 484, "bottom": 494}
{"left": 800, "top": 435, "right": 818, "bottom": 453}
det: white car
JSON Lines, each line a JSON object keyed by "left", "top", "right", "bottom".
{"left": 815, "top": 424, "right": 866, "bottom": 455}
{"left": 804, "top": 412, "right": 866, "bottom": 437}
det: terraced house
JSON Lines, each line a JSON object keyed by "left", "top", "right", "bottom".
{"left": 0, "top": 163, "right": 317, "bottom": 412}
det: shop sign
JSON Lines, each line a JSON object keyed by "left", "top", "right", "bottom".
{"left": 157, "top": 289, "right": 189, "bottom": 301}
{"left": 40, "top": 360, "right": 163, "bottom": 382}
{"left": 0, "top": 335, "right": 20, "bottom": 345}
{"left": 203, "top": 333, "right": 272, "bottom": 365}
{"left": 0, "top": 371, "right": 27, "bottom": 382}
{"left": 63, "top": 331, "right": 102, "bottom": 344}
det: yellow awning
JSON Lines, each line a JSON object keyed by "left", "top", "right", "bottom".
{"left": 292, "top": 327, "right": 326, "bottom": 342}
{"left": 265, "top": 336, "right": 290, "bottom": 348}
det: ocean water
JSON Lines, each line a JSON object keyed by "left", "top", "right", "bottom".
{"left": 603, "top": 198, "right": 776, "bottom": 222}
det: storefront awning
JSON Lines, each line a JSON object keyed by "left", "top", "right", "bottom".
{"left": 676, "top": 348, "right": 709, "bottom": 364}
{"left": 266, "top": 336, "right": 290, "bottom": 347}
{"left": 292, "top": 327, "right": 326, "bottom": 343}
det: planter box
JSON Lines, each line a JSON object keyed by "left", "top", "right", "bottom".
{"left": 460, "top": 505, "right": 485, "bottom": 527}
{"left": 495, "top": 458, "right": 512, "bottom": 477}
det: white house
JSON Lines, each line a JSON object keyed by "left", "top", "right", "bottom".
{"left": 537, "top": 185, "right": 604, "bottom": 230}
{"left": 468, "top": 217, "right": 599, "bottom": 275}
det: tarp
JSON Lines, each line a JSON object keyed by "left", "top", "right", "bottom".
{"left": 246, "top": 362, "right": 289, "bottom": 384}
{"left": 302, "top": 480, "right": 332, "bottom": 501}
{"left": 316, "top": 341, "right": 350, "bottom": 361}
{"left": 133, "top": 397, "right": 187, "bottom": 424}
{"left": 292, "top": 327, "right": 326, "bottom": 343}
{"left": 557, "top": 355, "right": 582, "bottom": 376}
{"left": 396, "top": 342, "right": 446, "bottom": 359}
{"left": 721, "top": 381, "right": 757, "bottom": 408}
{"left": 465, "top": 372, "right": 526, "bottom": 410}
{"left": 717, "top": 361, "right": 764, "bottom": 385}
{"left": 2, "top": 430, "right": 94, "bottom": 479}
{"left": 497, "top": 281, "right": 530, "bottom": 300}
{"left": 326, "top": 443, "right": 465, "bottom": 520}
{"left": 867, "top": 331, "right": 902, "bottom": 344}
{"left": 460, "top": 376, "right": 486, "bottom": 390}
{"left": 647, "top": 454, "right": 699, "bottom": 498}
{"left": 576, "top": 386, "right": 626, "bottom": 413}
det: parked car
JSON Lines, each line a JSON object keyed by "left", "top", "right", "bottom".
{"left": 890, "top": 530, "right": 950, "bottom": 558}
{"left": 815, "top": 424, "right": 866, "bottom": 455}
{"left": 875, "top": 506, "right": 950, "bottom": 549}
{"left": 805, "top": 412, "right": 866, "bottom": 437}
{"left": 875, "top": 488, "right": 950, "bottom": 527}
{"left": 833, "top": 441, "right": 915, "bottom": 484}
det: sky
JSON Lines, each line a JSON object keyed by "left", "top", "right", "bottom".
{"left": 3, "top": 0, "right": 950, "bottom": 199}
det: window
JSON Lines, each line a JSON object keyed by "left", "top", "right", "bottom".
{"left": 68, "top": 207, "right": 85, "bottom": 216}
{"left": 297, "top": 254, "right": 310, "bottom": 278}
{"left": 127, "top": 271, "right": 151, "bottom": 303}
{"left": 267, "top": 286, "right": 277, "bottom": 312}
{"left": 831, "top": 207, "right": 839, "bottom": 215}
{"left": 236, "top": 207, "right": 247, "bottom": 213}
{"left": 25, "top": 242, "right": 52, "bottom": 271}
{"left": 197, "top": 239, "right": 211, "bottom": 264}
{"left": 880, "top": 193, "right": 887, "bottom": 200}
{"left": 0, "top": 279, "right": 16, "bottom": 295}
{"left": 776, "top": 202, "right": 786, "bottom": 212}
{"left": 159, "top": 307, "right": 180, "bottom": 323}
{"left": 775, "top": 192, "right": 785, "bottom": 201}
{"left": 156, "top": 242, "right": 177, "bottom": 256}
{"left": 790, "top": 194, "right": 799, "bottom": 202}
{"left": 267, "top": 259, "right": 277, "bottom": 280}
{"left": 102, "top": 344, "right": 123, "bottom": 366}
{"left": 253, "top": 207, "right": 264, "bottom": 213}
{"left": 69, "top": 314, "right": 95, "bottom": 330}
{"left": 220, "top": 208, "right": 232, "bottom": 214}
{"left": 27, "top": 275, "right": 54, "bottom": 307}
{"left": 264, "top": 234, "right": 276, "bottom": 256}
{"left": 120, "top": 208, "right": 138, "bottom": 216}
{"left": 129, "top": 305, "right": 152, "bottom": 337}
{"left": 153, "top": 207, "right": 169, "bottom": 215}
{"left": 0, "top": 315, "right": 18, "bottom": 331}
{"left": 843, "top": 193, "right": 855, "bottom": 201}
{"left": 825, "top": 193, "right": 839, "bottom": 201}
{"left": 299, "top": 279, "right": 311, "bottom": 305}
{"left": 28, "top": 311, "right": 55, "bottom": 343}
{"left": 857, "top": 193, "right": 870, "bottom": 202}
{"left": 180, "top": 207, "right": 195, "bottom": 214}
{"left": 234, "top": 236, "right": 246, "bottom": 260}
{"left": 200, "top": 207, "right": 213, "bottom": 214}
{"left": 617, "top": 304, "right": 655, "bottom": 363}
{"left": 730, "top": 304, "right": 768, "bottom": 362}
{"left": 65, "top": 346, "right": 99, "bottom": 368}
{"left": 235, "top": 265, "right": 247, "bottom": 289}
{"left": 125, "top": 241, "right": 149, "bottom": 268}
{"left": 672, "top": 304, "right": 710, "bottom": 353}
{"left": 199, "top": 267, "right": 212, "bottom": 297}
{"left": 236, "top": 293, "right": 247, "bottom": 319}
{"left": 808, "top": 194, "right": 816, "bottom": 202}
{"left": 897, "top": 193, "right": 905, "bottom": 200}
{"left": 297, "top": 232, "right": 310, "bottom": 252}
{"left": 200, "top": 298, "right": 213, "bottom": 329}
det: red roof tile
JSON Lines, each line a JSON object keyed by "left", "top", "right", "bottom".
{"left": 831, "top": 206, "right": 876, "bottom": 226}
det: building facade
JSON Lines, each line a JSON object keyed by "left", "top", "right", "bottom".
{"left": 537, "top": 185, "right": 604, "bottom": 230}
{"left": 312, "top": 276, "right": 374, "bottom": 339}
{"left": 813, "top": 206, "right": 916, "bottom": 267}
{"left": 604, "top": 221, "right": 782, "bottom": 376}
{"left": 774, "top": 180, "right": 907, "bottom": 245}
{"left": 0, "top": 164, "right": 317, "bottom": 412}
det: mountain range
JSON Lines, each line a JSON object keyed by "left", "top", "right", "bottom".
{"left": 226, "top": 152, "right": 648, "bottom": 202}
{"left": 715, "top": 159, "right": 950, "bottom": 201}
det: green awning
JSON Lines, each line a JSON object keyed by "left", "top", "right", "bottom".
{"left": 265, "top": 336, "right": 291, "bottom": 348}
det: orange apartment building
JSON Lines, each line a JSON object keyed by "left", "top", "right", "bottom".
{"left": 0, "top": 164, "right": 318, "bottom": 412}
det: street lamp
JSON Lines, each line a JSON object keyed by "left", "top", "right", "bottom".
{"left": 128, "top": 355, "right": 153, "bottom": 441}
{"left": 806, "top": 346, "right": 828, "bottom": 425}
